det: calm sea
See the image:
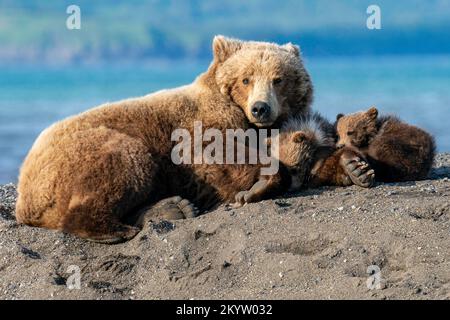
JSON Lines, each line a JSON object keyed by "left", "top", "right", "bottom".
{"left": 0, "top": 55, "right": 449, "bottom": 183}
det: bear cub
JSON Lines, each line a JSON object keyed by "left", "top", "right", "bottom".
{"left": 335, "top": 107, "right": 436, "bottom": 182}
{"left": 234, "top": 112, "right": 375, "bottom": 206}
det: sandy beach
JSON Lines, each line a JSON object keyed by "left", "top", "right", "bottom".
{"left": 0, "top": 153, "right": 449, "bottom": 300}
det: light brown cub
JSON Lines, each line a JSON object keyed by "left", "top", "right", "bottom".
{"left": 234, "top": 113, "right": 375, "bottom": 206}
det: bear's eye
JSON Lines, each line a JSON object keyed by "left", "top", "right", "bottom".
{"left": 347, "top": 130, "right": 355, "bottom": 136}
{"left": 242, "top": 78, "right": 250, "bottom": 85}
{"left": 273, "top": 78, "right": 283, "bottom": 85}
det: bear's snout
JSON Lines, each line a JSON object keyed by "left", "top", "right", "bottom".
{"left": 251, "top": 101, "right": 271, "bottom": 121}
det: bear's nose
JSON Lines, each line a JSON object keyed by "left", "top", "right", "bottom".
{"left": 251, "top": 101, "right": 270, "bottom": 120}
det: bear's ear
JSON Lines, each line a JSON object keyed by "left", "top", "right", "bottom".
{"left": 336, "top": 113, "right": 344, "bottom": 121}
{"left": 265, "top": 137, "right": 271, "bottom": 147}
{"left": 213, "top": 35, "right": 243, "bottom": 63}
{"left": 367, "top": 106, "right": 378, "bottom": 120}
{"left": 282, "top": 43, "right": 300, "bottom": 57}
{"left": 292, "top": 131, "right": 306, "bottom": 143}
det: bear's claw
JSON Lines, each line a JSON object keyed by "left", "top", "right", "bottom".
{"left": 341, "top": 155, "right": 375, "bottom": 188}
{"left": 233, "top": 191, "right": 249, "bottom": 207}
{"left": 137, "top": 196, "right": 199, "bottom": 226}
{"left": 176, "top": 198, "right": 199, "bottom": 218}
{"left": 157, "top": 196, "right": 199, "bottom": 219}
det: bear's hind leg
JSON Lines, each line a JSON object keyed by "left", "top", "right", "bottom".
{"left": 131, "top": 196, "right": 199, "bottom": 228}
{"left": 86, "top": 223, "right": 140, "bottom": 244}
{"left": 61, "top": 210, "right": 141, "bottom": 244}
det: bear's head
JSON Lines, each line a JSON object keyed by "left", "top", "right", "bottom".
{"left": 336, "top": 107, "right": 379, "bottom": 148}
{"left": 213, "top": 36, "right": 313, "bottom": 127}
{"left": 266, "top": 115, "right": 335, "bottom": 190}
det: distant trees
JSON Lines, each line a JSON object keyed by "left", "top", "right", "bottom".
{"left": 0, "top": 0, "right": 450, "bottom": 63}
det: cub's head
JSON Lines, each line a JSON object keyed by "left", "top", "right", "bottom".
{"left": 336, "top": 107, "right": 379, "bottom": 148}
{"left": 266, "top": 115, "right": 335, "bottom": 190}
{"left": 213, "top": 35, "right": 313, "bottom": 127}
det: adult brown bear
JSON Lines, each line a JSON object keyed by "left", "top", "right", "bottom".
{"left": 15, "top": 36, "right": 315, "bottom": 243}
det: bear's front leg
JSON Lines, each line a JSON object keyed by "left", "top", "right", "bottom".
{"left": 233, "top": 174, "right": 282, "bottom": 207}
{"left": 310, "top": 147, "right": 375, "bottom": 188}
{"left": 234, "top": 179, "right": 269, "bottom": 207}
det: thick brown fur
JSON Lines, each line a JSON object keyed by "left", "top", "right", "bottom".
{"left": 276, "top": 113, "right": 375, "bottom": 190}
{"left": 234, "top": 113, "right": 375, "bottom": 206}
{"left": 336, "top": 107, "right": 436, "bottom": 182}
{"left": 15, "top": 36, "right": 313, "bottom": 242}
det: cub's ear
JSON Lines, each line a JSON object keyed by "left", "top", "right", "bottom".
{"left": 336, "top": 114, "right": 344, "bottom": 121}
{"left": 265, "top": 137, "right": 271, "bottom": 147}
{"left": 367, "top": 106, "right": 378, "bottom": 120}
{"left": 282, "top": 43, "right": 300, "bottom": 57}
{"left": 292, "top": 131, "right": 306, "bottom": 143}
{"left": 213, "top": 35, "right": 243, "bottom": 63}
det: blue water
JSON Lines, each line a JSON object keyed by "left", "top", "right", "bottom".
{"left": 0, "top": 55, "right": 449, "bottom": 183}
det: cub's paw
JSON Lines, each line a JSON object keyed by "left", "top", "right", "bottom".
{"left": 341, "top": 152, "right": 375, "bottom": 188}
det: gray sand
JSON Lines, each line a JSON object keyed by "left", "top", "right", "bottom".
{"left": 1, "top": 154, "right": 449, "bottom": 300}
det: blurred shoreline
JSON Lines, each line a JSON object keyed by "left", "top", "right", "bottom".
{"left": 1, "top": 52, "right": 450, "bottom": 68}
